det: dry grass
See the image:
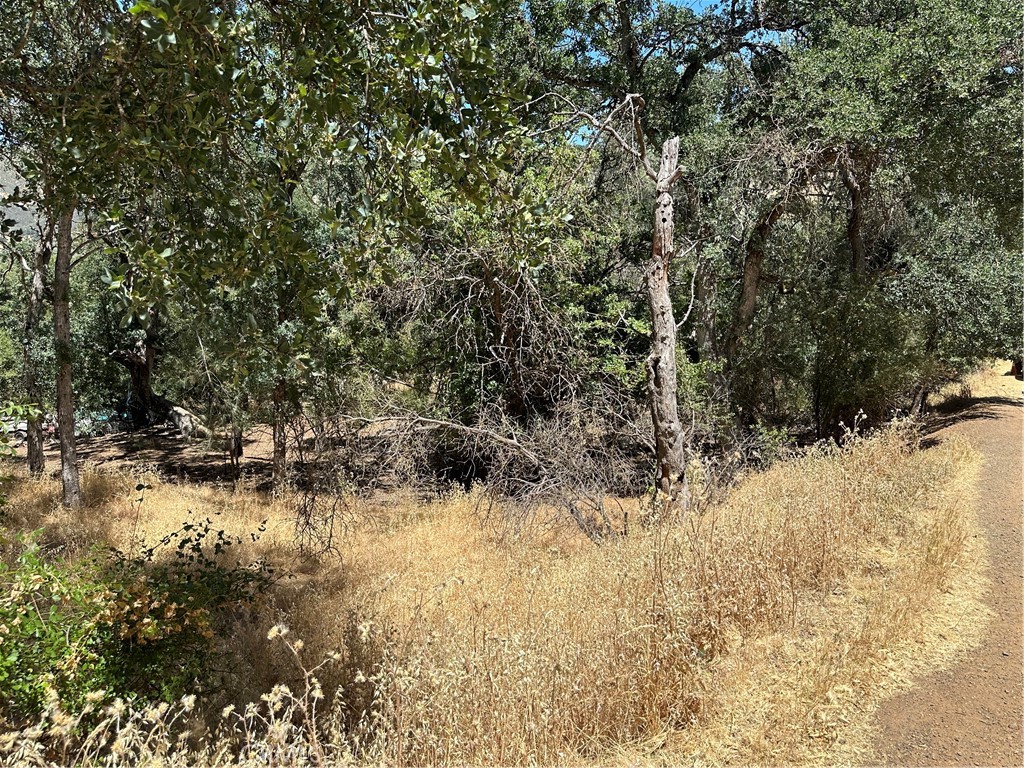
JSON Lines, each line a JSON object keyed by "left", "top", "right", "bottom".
{"left": 932, "top": 358, "right": 1024, "bottom": 405}
{"left": 0, "top": 421, "right": 986, "bottom": 766}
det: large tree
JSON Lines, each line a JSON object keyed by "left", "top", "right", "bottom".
{"left": 510, "top": 0, "right": 1020, "bottom": 449}
{"left": 3, "top": 0, "right": 521, "bottom": 502}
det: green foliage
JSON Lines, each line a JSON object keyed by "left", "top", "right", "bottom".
{"left": 0, "top": 0, "right": 1019, "bottom": 496}
{"left": 0, "top": 518, "right": 271, "bottom": 724}
{"left": 0, "top": 402, "right": 40, "bottom": 458}
{"left": 676, "top": 357, "right": 733, "bottom": 439}
{"left": 0, "top": 330, "right": 17, "bottom": 403}
{"left": 776, "top": 0, "right": 1021, "bottom": 226}
{"left": 889, "top": 199, "right": 1023, "bottom": 378}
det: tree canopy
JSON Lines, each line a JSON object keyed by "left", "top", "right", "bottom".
{"left": 1, "top": 0, "right": 1019, "bottom": 511}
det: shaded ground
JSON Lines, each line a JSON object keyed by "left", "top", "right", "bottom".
{"left": 23, "top": 424, "right": 279, "bottom": 486}
{"left": 871, "top": 365, "right": 1023, "bottom": 766}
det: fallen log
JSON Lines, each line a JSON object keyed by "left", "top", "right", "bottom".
{"left": 162, "top": 400, "right": 212, "bottom": 439}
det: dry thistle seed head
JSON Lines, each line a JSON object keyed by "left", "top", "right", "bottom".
{"left": 267, "top": 623, "right": 290, "bottom": 640}
{"left": 267, "top": 721, "right": 290, "bottom": 744}
{"left": 357, "top": 621, "right": 372, "bottom": 641}
{"left": 106, "top": 699, "right": 127, "bottom": 717}
{"left": 180, "top": 694, "right": 197, "bottom": 712}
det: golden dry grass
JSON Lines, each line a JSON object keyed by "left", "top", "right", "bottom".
{"left": 933, "top": 358, "right": 1024, "bottom": 405}
{"left": 0, "top": 420, "right": 986, "bottom": 766}
{"left": 964, "top": 359, "right": 1024, "bottom": 401}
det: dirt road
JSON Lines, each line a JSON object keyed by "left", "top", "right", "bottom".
{"left": 871, "top": 371, "right": 1023, "bottom": 766}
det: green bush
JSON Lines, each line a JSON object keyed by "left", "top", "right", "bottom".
{"left": 0, "top": 518, "right": 271, "bottom": 724}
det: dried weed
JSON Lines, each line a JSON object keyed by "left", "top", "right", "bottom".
{"left": 0, "top": 422, "right": 985, "bottom": 766}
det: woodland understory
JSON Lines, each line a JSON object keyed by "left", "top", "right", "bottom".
{"left": 0, "top": 0, "right": 1020, "bottom": 764}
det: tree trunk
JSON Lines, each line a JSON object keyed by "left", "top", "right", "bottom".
{"left": 646, "top": 137, "right": 689, "bottom": 509}
{"left": 479, "top": 262, "right": 531, "bottom": 422}
{"left": 23, "top": 229, "right": 51, "bottom": 476}
{"left": 693, "top": 255, "right": 718, "bottom": 363}
{"left": 111, "top": 335, "right": 158, "bottom": 428}
{"left": 723, "top": 192, "right": 791, "bottom": 366}
{"left": 272, "top": 379, "right": 287, "bottom": 493}
{"left": 615, "top": 0, "right": 643, "bottom": 93}
{"left": 130, "top": 342, "right": 156, "bottom": 424}
{"left": 909, "top": 385, "right": 930, "bottom": 417}
{"left": 53, "top": 205, "right": 81, "bottom": 508}
{"left": 229, "top": 421, "right": 243, "bottom": 480}
{"left": 840, "top": 164, "right": 867, "bottom": 275}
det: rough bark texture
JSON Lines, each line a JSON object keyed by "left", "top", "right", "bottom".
{"left": 646, "top": 137, "right": 689, "bottom": 508}
{"left": 23, "top": 231, "right": 51, "bottom": 476}
{"left": 481, "top": 263, "right": 529, "bottom": 422}
{"left": 909, "top": 385, "right": 930, "bottom": 417}
{"left": 723, "top": 194, "right": 790, "bottom": 365}
{"left": 109, "top": 316, "right": 217, "bottom": 438}
{"left": 693, "top": 256, "right": 718, "bottom": 363}
{"left": 53, "top": 206, "right": 81, "bottom": 508}
{"left": 840, "top": 164, "right": 867, "bottom": 275}
{"left": 615, "top": 0, "right": 643, "bottom": 93}
{"left": 110, "top": 343, "right": 158, "bottom": 428}
{"left": 228, "top": 422, "right": 244, "bottom": 479}
{"left": 110, "top": 310, "right": 165, "bottom": 429}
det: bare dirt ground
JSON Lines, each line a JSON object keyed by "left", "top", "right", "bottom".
{"left": 23, "top": 423, "right": 280, "bottom": 486}
{"left": 870, "top": 364, "right": 1024, "bottom": 766}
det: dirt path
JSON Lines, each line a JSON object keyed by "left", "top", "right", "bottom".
{"left": 871, "top": 370, "right": 1023, "bottom": 766}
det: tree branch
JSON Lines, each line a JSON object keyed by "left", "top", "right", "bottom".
{"left": 340, "top": 414, "right": 543, "bottom": 466}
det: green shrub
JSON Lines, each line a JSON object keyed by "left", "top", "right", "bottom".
{"left": 0, "top": 518, "right": 271, "bottom": 724}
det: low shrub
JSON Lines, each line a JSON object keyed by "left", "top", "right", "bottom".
{"left": 0, "top": 517, "right": 271, "bottom": 725}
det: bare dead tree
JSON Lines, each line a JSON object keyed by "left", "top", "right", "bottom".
{"left": 567, "top": 93, "right": 693, "bottom": 510}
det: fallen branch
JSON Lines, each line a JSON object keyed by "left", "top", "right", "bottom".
{"left": 340, "top": 414, "right": 542, "bottom": 466}
{"left": 161, "top": 400, "right": 212, "bottom": 440}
